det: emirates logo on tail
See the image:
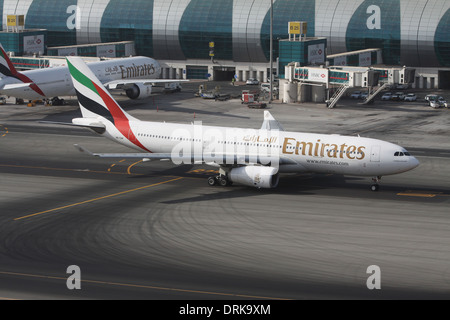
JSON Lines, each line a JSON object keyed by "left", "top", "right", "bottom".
{"left": 67, "top": 57, "right": 151, "bottom": 153}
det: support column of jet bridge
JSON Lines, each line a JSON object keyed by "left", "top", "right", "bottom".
{"left": 283, "top": 63, "right": 351, "bottom": 107}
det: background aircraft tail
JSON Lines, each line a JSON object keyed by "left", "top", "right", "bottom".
{"left": 0, "top": 43, "right": 46, "bottom": 96}
{"left": 0, "top": 44, "right": 20, "bottom": 77}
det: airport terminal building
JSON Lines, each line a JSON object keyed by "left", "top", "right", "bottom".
{"left": 0, "top": 0, "right": 449, "bottom": 86}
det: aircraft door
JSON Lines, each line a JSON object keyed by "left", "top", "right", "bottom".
{"left": 370, "top": 145, "right": 381, "bottom": 162}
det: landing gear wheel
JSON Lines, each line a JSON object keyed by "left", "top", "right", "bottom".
{"left": 207, "top": 176, "right": 217, "bottom": 186}
{"left": 371, "top": 184, "right": 379, "bottom": 192}
{"left": 219, "top": 176, "right": 229, "bottom": 187}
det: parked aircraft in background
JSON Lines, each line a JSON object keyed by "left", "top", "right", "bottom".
{"left": 0, "top": 44, "right": 184, "bottom": 102}
{"left": 51, "top": 57, "right": 419, "bottom": 191}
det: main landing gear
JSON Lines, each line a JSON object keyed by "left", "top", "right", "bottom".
{"left": 371, "top": 176, "right": 382, "bottom": 192}
{"left": 208, "top": 175, "right": 233, "bottom": 187}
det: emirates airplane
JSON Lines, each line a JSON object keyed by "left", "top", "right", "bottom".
{"left": 60, "top": 57, "right": 419, "bottom": 191}
{"left": 0, "top": 44, "right": 183, "bottom": 101}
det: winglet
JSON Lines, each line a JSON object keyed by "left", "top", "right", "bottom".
{"left": 261, "top": 111, "right": 285, "bottom": 131}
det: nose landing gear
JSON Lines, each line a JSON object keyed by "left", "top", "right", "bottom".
{"left": 371, "top": 176, "right": 382, "bottom": 192}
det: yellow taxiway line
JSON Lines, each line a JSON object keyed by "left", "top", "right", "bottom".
{"left": 397, "top": 192, "right": 437, "bottom": 198}
{"left": 127, "top": 160, "right": 143, "bottom": 175}
{"left": 0, "top": 163, "right": 139, "bottom": 176}
{"left": 108, "top": 159, "right": 126, "bottom": 172}
{"left": 0, "top": 270, "right": 289, "bottom": 300}
{"left": 14, "top": 177, "right": 183, "bottom": 221}
{"left": 396, "top": 189, "right": 450, "bottom": 198}
{"left": 0, "top": 125, "right": 8, "bottom": 138}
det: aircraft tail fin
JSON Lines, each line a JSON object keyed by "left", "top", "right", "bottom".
{"left": 66, "top": 56, "right": 138, "bottom": 123}
{"left": 0, "top": 44, "right": 19, "bottom": 77}
{"left": 0, "top": 43, "right": 46, "bottom": 97}
{"left": 67, "top": 56, "right": 150, "bottom": 152}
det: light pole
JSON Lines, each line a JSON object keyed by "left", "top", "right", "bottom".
{"left": 269, "top": 0, "right": 273, "bottom": 103}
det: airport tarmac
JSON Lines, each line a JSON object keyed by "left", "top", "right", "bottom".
{"left": 0, "top": 83, "right": 449, "bottom": 300}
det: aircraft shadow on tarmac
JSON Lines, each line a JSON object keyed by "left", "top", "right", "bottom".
{"left": 150, "top": 166, "right": 448, "bottom": 205}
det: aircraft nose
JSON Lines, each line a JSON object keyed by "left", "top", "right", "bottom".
{"left": 409, "top": 156, "right": 420, "bottom": 170}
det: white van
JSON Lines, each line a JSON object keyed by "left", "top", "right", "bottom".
{"left": 261, "top": 82, "right": 278, "bottom": 93}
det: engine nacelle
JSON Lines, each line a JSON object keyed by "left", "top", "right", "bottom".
{"left": 229, "top": 166, "right": 279, "bottom": 189}
{"left": 125, "top": 83, "right": 152, "bottom": 100}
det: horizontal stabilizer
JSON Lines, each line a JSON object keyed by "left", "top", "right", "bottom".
{"left": 2, "top": 83, "right": 31, "bottom": 90}
{"left": 74, "top": 144, "right": 170, "bottom": 159}
{"left": 39, "top": 121, "right": 106, "bottom": 134}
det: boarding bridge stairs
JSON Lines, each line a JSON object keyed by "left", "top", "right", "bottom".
{"left": 327, "top": 84, "right": 349, "bottom": 109}
{"left": 359, "top": 83, "right": 390, "bottom": 105}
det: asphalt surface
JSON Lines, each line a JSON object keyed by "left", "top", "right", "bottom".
{"left": 0, "top": 82, "right": 449, "bottom": 300}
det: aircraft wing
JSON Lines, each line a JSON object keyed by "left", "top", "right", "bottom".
{"left": 105, "top": 79, "right": 188, "bottom": 90}
{"left": 74, "top": 144, "right": 296, "bottom": 166}
{"left": 261, "top": 111, "right": 285, "bottom": 131}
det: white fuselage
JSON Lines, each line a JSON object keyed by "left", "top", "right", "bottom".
{"left": 0, "top": 57, "right": 161, "bottom": 100}
{"left": 99, "top": 118, "right": 420, "bottom": 177}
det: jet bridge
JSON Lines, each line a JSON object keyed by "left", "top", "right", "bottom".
{"left": 329, "top": 66, "right": 415, "bottom": 105}
{"left": 283, "top": 63, "right": 415, "bottom": 108}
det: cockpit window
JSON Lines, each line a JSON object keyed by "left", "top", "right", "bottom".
{"left": 394, "top": 151, "right": 411, "bottom": 157}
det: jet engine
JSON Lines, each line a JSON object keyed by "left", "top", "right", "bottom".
{"left": 125, "top": 83, "right": 152, "bottom": 100}
{"left": 229, "top": 166, "right": 279, "bottom": 189}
